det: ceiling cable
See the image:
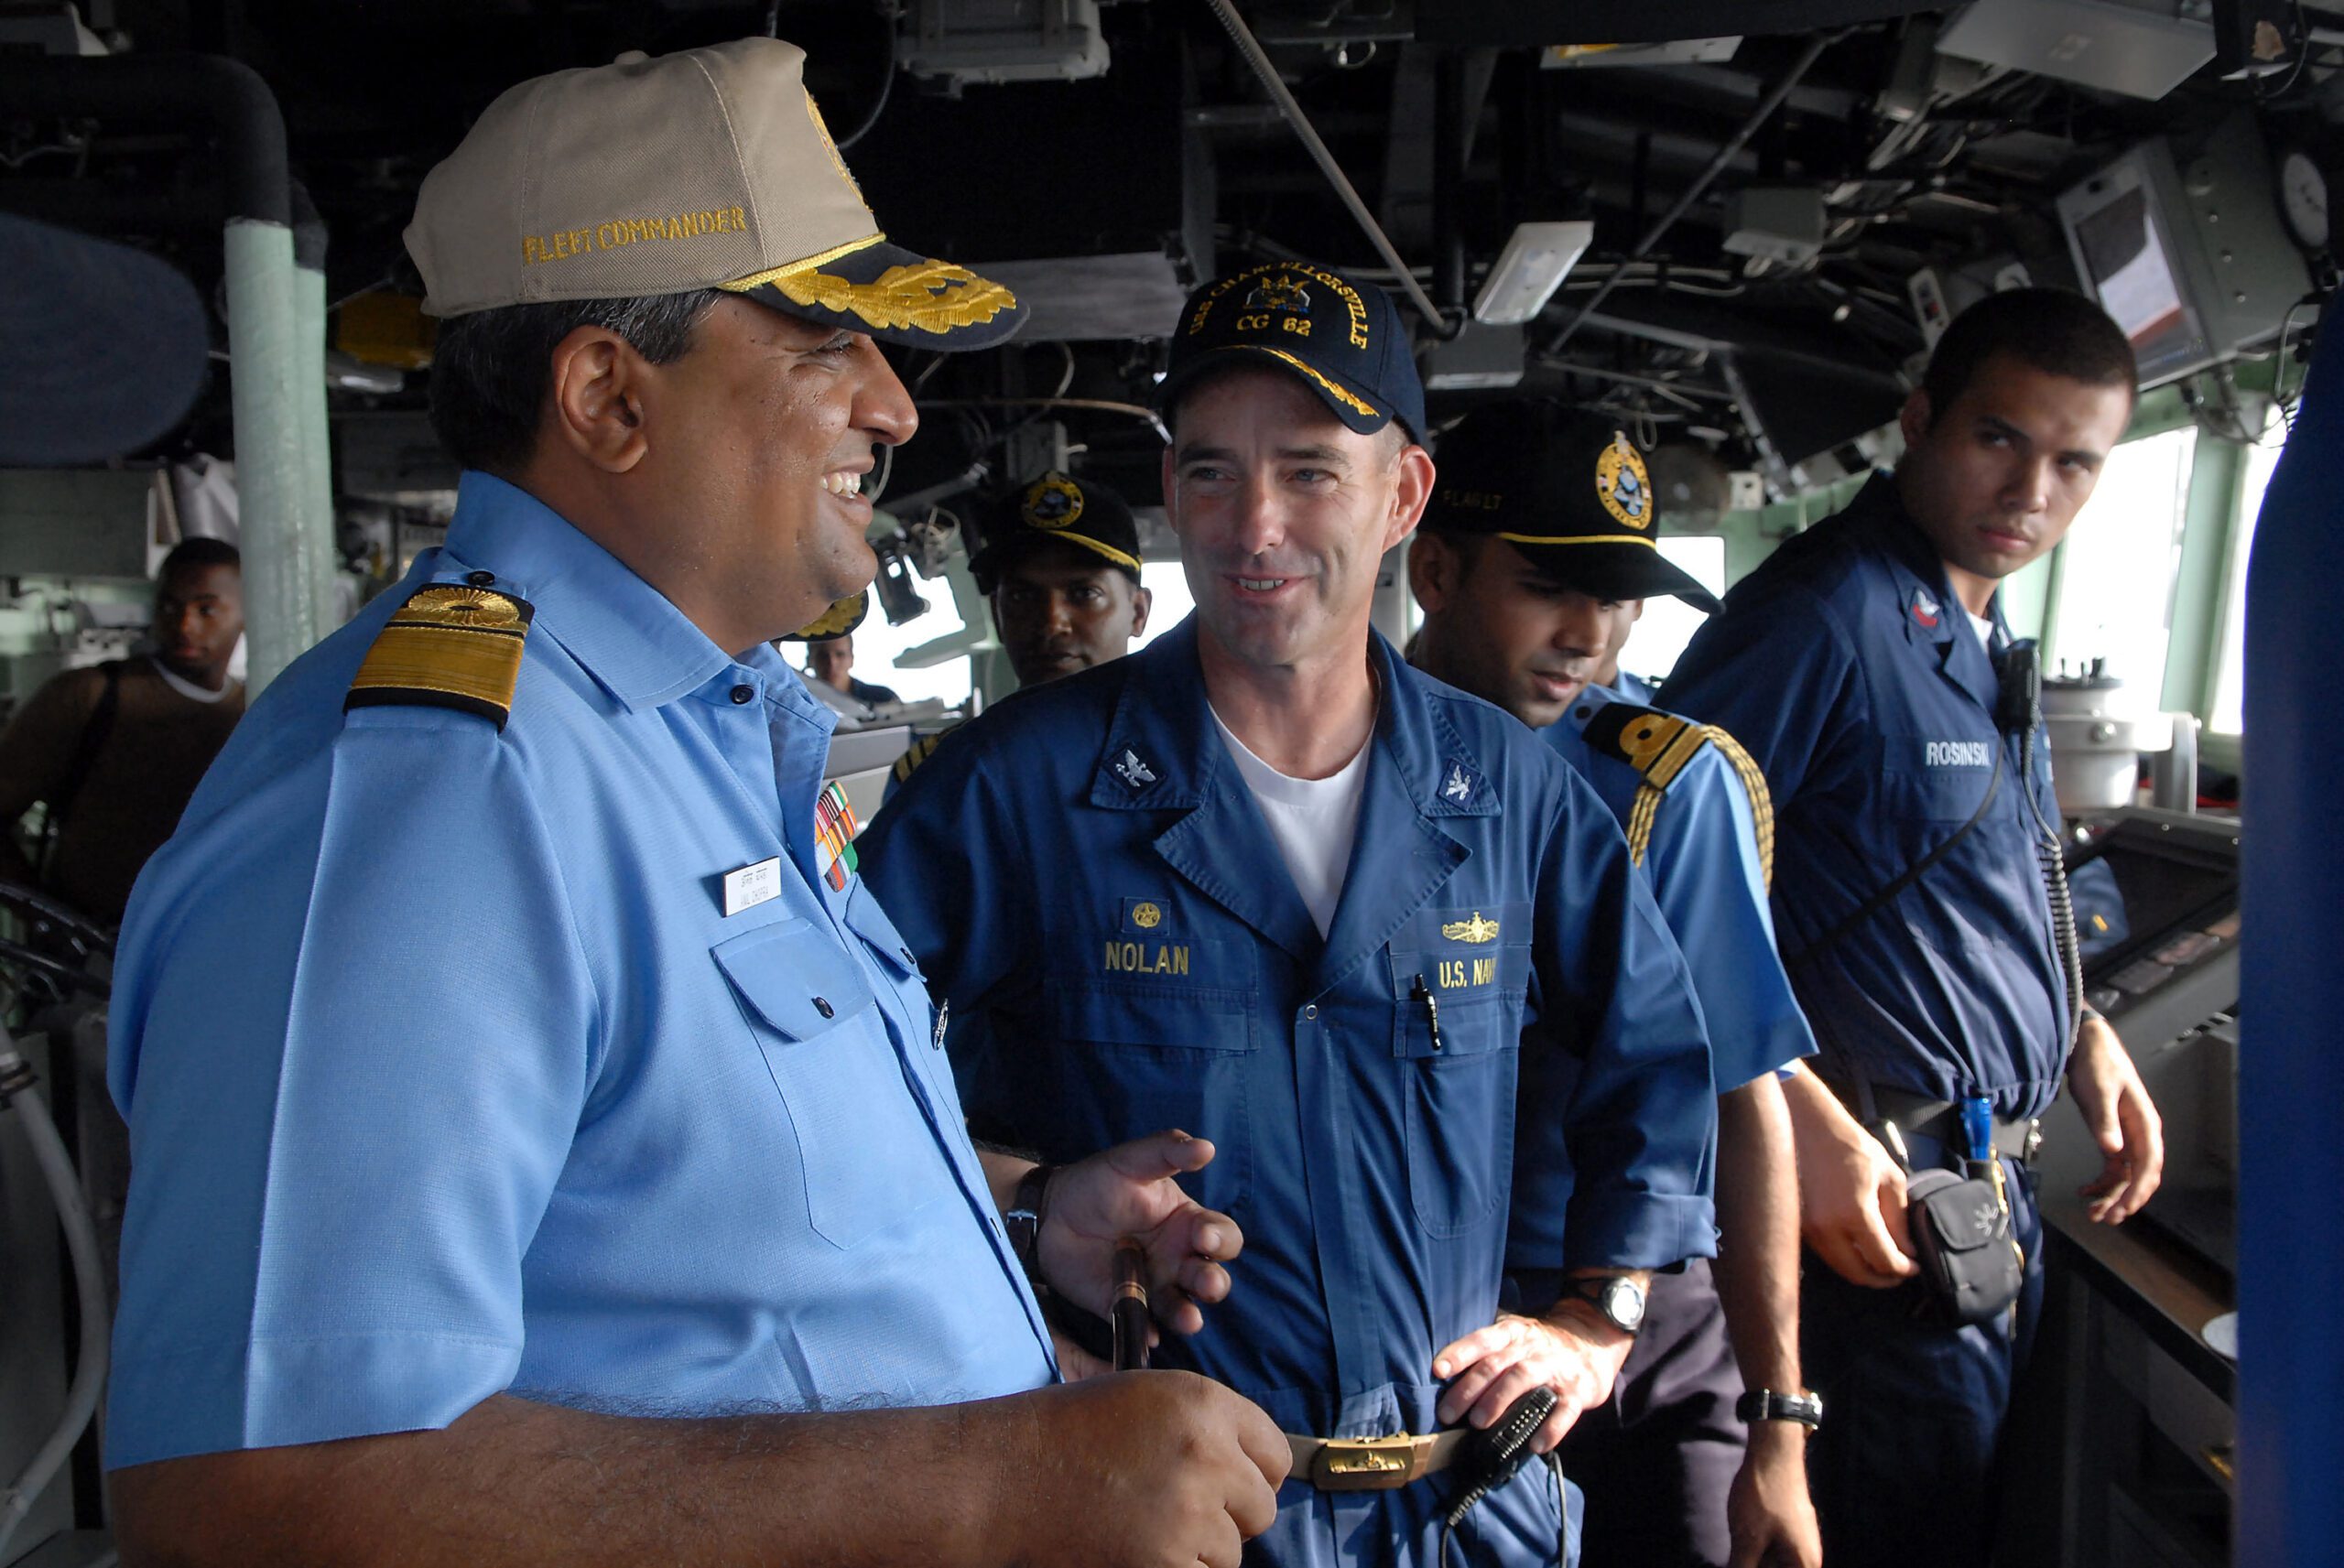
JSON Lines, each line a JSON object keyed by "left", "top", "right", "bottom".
{"left": 1546, "top": 28, "right": 1845, "bottom": 356}
{"left": 1199, "top": 0, "right": 1460, "bottom": 337}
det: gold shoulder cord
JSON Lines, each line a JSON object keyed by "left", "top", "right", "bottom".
{"left": 1701, "top": 724, "right": 1775, "bottom": 892}
{"left": 1626, "top": 783, "right": 1664, "bottom": 869}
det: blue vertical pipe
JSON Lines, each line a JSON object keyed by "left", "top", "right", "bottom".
{"left": 2237, "top": 307, "right": 2344, "bottom": 1563}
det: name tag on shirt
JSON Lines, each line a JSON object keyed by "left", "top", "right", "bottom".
{"left": 723, "top": 857, "right": 783, "bottom": 917}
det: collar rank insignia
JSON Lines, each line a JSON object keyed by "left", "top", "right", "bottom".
{"left": 1441, "top": 912, "right": 1502, "bottom": 944}
{"left": 347, "top": 582, "right": 534, "bottom": 731}
{"left": 1911, "top": 587, "right": 1943, "bottom": 629}
{"left": 1442, "top": 762, "right": 1477, "bottom": 805}
{"left": 1113, "top": 747, "right": 1158, "bottom": 791}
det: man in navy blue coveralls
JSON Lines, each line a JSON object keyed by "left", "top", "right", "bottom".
{"left": 1408, "top": 402, "right": 1822, "bottom": 1568}
{"left": 862, "top": 265, "right": 1719, "bottom": 1568}
{"left": 1663, "top": 289, "right": 2166, "bottom": 1568}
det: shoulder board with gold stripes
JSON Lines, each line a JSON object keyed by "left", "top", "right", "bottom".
{"left": 345, "top": 584, "right": 533, "bottom": 731}
{"left": 891, "top": 732, "right": 947, "bottom": 784}
{"left": 1581, "top": 703, "right": 1710, "bottom": 794}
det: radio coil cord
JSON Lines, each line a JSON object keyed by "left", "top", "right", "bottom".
{"left": 2021, "top": 724, "right": 2086, "bottom": 1051}
{"left": 1998, "top": 643, "right": 2085, "bottom": 1052}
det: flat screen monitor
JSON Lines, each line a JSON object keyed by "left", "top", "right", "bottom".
{"left": 2058, "top": 144, "right": 2217, "bottom": 387}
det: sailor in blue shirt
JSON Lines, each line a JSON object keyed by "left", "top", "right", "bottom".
{"left": 1604, "top": 666, "right": 1656, "bottom": 705}
{"left": 883, "top": 469, "right": 1153, "bottom": 803}
{"left": 102, "top": 40, "right": 1286, "bottom": 1568}
{"left": 1662, "top": 290, "right": 2165, "bottom": 1568}
{"left": 861, "top": 265, "right": 1717, "bottom": 1568}
{"left": 1407, "top": 403, "right": 1820, "bottom": 1568}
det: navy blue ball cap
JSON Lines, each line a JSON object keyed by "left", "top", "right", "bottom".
{"left": 1424, "top": 402, "right": 1722, "bottom": 614}
{"left": 1156, "top": 262, "right": 1425, "bottom": 443}
{"left": 970, "top": 470, "right": 1144, "bottom": 595}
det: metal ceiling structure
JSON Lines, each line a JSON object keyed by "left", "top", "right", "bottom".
{"left": 5, "top": 0, "right": 2342, "bottom": 513}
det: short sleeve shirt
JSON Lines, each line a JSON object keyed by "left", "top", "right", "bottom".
{"left": 104, "top": 473, "right": 1053, "bottom": 1468}
{"left": 1539, "top": 686, "right": 1817, "bottom": 1092}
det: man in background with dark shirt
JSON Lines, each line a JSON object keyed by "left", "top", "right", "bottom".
{"left": 0, "top": 537, "right": 244, "bottom": 925}
{"left": 803, "top": 631, "right": 902, "bottom": 706}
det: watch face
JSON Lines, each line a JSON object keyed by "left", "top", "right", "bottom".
{"left": 2281, "top": 150, "right": 2329, "bottom": 252}
{"left": 1601, "top": 1277, "right": 1646, "bottom": 1333}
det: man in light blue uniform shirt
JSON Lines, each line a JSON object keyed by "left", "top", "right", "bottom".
{"left": 102, "top": 40, "right": 1288, "bottom": 1568}
{"left": 1408, "top": 404, "right": 1819, "bottom": 1568}
{"left": 1662, "top": 289, "right": 2165, "bottom": 1568}
{"left": 861, "top": 265, "right": 1718, "bottom": 1568}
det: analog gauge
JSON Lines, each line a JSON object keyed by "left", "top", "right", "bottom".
{"left": 2279, "top": 148, "right": 2329, "bottom": 254}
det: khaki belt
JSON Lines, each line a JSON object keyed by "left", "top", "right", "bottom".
{"left": 1286, "top": 1430, "right": 1469, "bottom": 1492}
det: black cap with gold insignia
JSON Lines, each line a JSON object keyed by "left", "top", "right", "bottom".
{"left": 1156, "top": 261, "right": 1425, "bottom": 442}
{"left": 969, "top": 470, "right": 1144, "bottom": 595}
{"left": 1422, "top": 402, "right": 1722, "bottom": 614}
{"left": 346, "top": 583, "right": 534, "bottom": 730}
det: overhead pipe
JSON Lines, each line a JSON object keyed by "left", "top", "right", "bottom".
{"left": 1200, "top": 0, "right": 1461, "bottom": 337}
{"left": 1436, "top": 49, "right": 1503, "bottom": 326}
{"left": 1433, "top": 52, "right": 1468, "bottom": 324}
{"left": 291, "top": 182, "right": 339, "bottom": 642}
{"left": 0, "top": 53, "right": 330, "bottom": 694}
{"left": 1546, "top": 29, "right": 1842, "bottom": 356}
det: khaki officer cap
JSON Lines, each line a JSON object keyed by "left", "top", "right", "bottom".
{"left": 405, "top": 37, "right": 1024, "bottom": 350}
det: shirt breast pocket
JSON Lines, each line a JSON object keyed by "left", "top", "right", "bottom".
{"left": 1387, "top": 919, "right": 1530, "bottom": 1239}
{"left": 714, "top": 918, "right": 951, "bottom": 1250}
{"left": 1038, "top": 945, "right": 1257, "bottom": 1219}
{"left": 1881, "top": 730, "right": 2002, "bottom": 825}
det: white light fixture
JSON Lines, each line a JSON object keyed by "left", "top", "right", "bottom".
{"left": 1472, "top": 220, "right": 1596, "bottom": 326}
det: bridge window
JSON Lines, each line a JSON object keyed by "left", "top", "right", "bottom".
{"left": 2210, "top": 414, "right": 2288, "bottom": 736}
{"left": 1136, "top": 560, "right": 1195, "bottom": 651}
{"left": 2047, "top": 425, "right": 2196, "bottom": 695}
{"left": 1626, "top": 536, "right": 1730, "bottom": 688}
{"left": 847, "top": 588, "right": 977, "bottom": 707}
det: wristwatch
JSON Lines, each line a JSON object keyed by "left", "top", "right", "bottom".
{"left": 1566, "top": 1274, "right": 1647, "bottom": 1336}
{"left": 1736, "top": 1388, "right": 1825, "bottom": 1431}
{"left": 1005, "top": 1163, "right": 1057, "bottom": 1282}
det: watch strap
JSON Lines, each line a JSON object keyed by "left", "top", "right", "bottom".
{"left": 1006, "top": 1162, "right": 1057, "bottom": 1280}
{"left": 1736, "top": 1388, "right": 1824, "bottom": 1429}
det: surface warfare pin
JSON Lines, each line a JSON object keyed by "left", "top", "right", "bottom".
{"left": 1910, "top": 586, "right": 1943, "bottom": 629}
{"left": 1113, "top": 747, "right": 1157, "bottom": 791}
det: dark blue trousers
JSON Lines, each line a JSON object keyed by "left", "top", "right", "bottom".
{"left": 1801, "top": 1153, "right": 2045, "bottom": 1568}
{"left": 1557, "top": 1257, "right": 1746, "bottom": 1567}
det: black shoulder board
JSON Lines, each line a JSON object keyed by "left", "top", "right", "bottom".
{"left": 345, "top": 584, "right": 533, "bottom": 731}
{"left": 891, "top": 731, "right": 947, "bottom": 785}
{"left": 1581, "top": 702, "right": 1709, "bottom": 794}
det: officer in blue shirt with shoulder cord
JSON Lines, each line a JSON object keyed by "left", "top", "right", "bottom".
{"left": 1661, "top": 288, "right": 2166, "bottom": 1568}
{"left": 1407, "top": 403, "right": 1821, "bottom": 1568}
{"left": 100, "top": 39, "right": 1290, "bottom": 1568}
{"left": 859, "top": 263, "right": 1719, "bottom": 1568}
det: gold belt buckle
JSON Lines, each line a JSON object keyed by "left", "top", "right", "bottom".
{"left": 1316, "top": 1433, "right": 1419, "bottom": 1490}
